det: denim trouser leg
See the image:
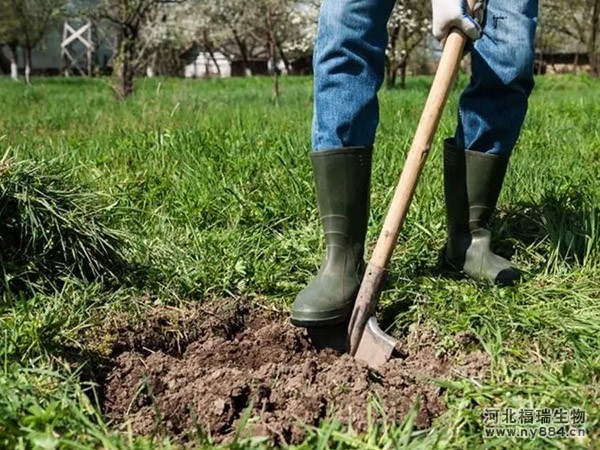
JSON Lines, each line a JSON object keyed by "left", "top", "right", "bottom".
{"left": 455, "top": 0, "right": 539, "bottom": 156}
{"left": 312, "top": 0, "right": 396, "bottom": 151}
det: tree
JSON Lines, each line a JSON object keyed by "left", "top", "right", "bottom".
{"left": 0, "top": 0, "right": 19, "bottom": 80}
{"left": 537, "top": 0, "right": 566, "bottom": 71}
{"left": 199, "top": 0, "right": 257, "bottom": 76}
{"left": 140, "top": 2, "right": 198, "bottom": 77}
{"left": 264, "top": 0, "right": 282, "bottom": 101}
{"left": 254, "top": 0, "right": 319, "bottom": 74}
{"left": 588, "top": 0, "right": 600, "bottom": 76}
{"left": 0, "top": 0, "right": 67, "bottom": 84}
{"left": 245, "top": 0, "right": 294, "bottom": 102}
{"left": 93, "top": 0, "right": 187, "bottom": 100}
{"left": 385, "top": 0, "right": 431, "bottom": 88}
{"left": 540, "top": 0, "right": 600, "bottom": 76}
{"left": 282, "top": 0, "right": 320, "bottom": 69}
{"left": 196, "top": 0, "right": 318, "bottom": 78}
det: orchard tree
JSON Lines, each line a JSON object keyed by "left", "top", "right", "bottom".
{"left": 93, "top": 0, "right": 187, "bottom": 100}
{"left": 262, "top": 0, "right": 319, "bottom": 73}
{"left": 541, "top": 0, "right": 600, "bottom": 76}
{"left": 261, "top": 0, "right": 284, "bottom": 101}
{"left": 385, "top": 0, "right": 431, "bottom": 88}
{"left": 176, "top": 0, "right": 242, "bottom": 77}
{"left": 140, "top": 2, "right": 200, "bottom": 77}
{"left": 199, "top": 0, "right": 257, "bottom": 75}
{"left": 538, "top": 0, "right": 566, "bottom": 60}
{"left": 246, "top": 0, "right": 296, "bottom": 101}
{"left": 242, "top": 0, "right": 319, "bottom": 100}
{"left": 178, "top": 1, "right": 227, "bottom": 77}
{"left": 562, "top": 0, "right": 600, "bottom": 76}
{"left": 274, "top": 0, "right": 319, "bottom": 72}
{"left": 571, "top": 0, "right": 600, "bottom": 76}
{"left": 197, "top": 0, "right": 319, "bottom": 77}
{"left": 0, "top": 0, "right": 67, "bottom": 84}
{"left": 0, "top": 1, "right": 19, "bottom": 80}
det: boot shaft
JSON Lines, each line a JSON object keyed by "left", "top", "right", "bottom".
{"left": 310, "top": 147, "right": 372, "bottom": 262}
{"left": 442, "top": 139, "right": 521, "bottom": 285}
{"left": 443, "top": 139, "right": 508, "bottom": 233}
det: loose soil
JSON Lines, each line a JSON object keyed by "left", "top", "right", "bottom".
{"left": 101, "top": 301, "right": 489, "bottom": 446}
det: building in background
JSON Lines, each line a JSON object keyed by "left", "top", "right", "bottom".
{"left": 180, "top": 45, "right": 231, "bottom": 79}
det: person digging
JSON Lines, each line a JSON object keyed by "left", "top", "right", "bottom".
{"left": 291, "top": 0, "right": 538, "bottom": 327}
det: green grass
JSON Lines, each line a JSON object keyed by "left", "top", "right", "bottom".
{"left": 1, "top": 73, "right": 600, "bottom": 449}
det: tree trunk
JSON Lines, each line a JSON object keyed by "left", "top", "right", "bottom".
{"left": 203, "top": 29, "right": 221, "bottom": 77}
{"left": 385, "top": 60, "right": 397, "bottom": 89}
{"left": 24, "top": 46, "right": 32, "bottom": 85}
{"left": 146, "top": 53, "right": 156, "bottom": 78}
{"left": 399, "top": 32, "right": 410, "bottom": 89}
{"left": 232, "top": 29, "right": 251, "bottom": 76}
{"left": 400, "top": 59, "right": 407, "bottom": 89}
{"left": 589, "top": 0, "right": 600, "bottom": 77}
{"left": 266, "top": 8, "right": 279, "bottom": 105}
{"left": 113, "top": 35, "right": 136, "bottom": 100}
{"left": 204, "top": 51, "right": 210, "bottom": 78}
{"left": 385, "top": 24, "right": 400, "bottom": 89}
{"left": 8, "top": 43, "right": 18, "bottom": 81}
{"left": 276, "top": 40, "right": 291, "bottom": 74}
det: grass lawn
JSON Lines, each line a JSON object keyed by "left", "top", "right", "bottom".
{"left": 0, "top": 73, "right": 599, "bottom": 449}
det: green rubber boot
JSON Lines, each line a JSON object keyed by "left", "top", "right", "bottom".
{"left": 291, "top": 147, "right": 372, "bottom": 327}
{"left": 444, "top": 139, "right": 522, "bottom": 286}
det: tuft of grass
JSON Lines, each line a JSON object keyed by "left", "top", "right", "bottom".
{"left": 0, "top": 155, "right": 130, "bottom": 294}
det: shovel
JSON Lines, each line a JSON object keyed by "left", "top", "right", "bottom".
{"left": 347, "top": 12, "right": 477, "bottom": 370}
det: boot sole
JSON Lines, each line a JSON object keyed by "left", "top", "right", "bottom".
{"left": 290, "top": 306, "right": 352, "bottom": 328}
{"left": 444, "top": 253, "right": 522, "bottom": 286}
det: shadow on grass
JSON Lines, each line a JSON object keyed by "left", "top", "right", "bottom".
{"left": 377, "top": 292, "right": 415, "bottom": 332}
{"left": 498, "top": 184, "right": 599, "bottom": 268}
{"left": 416, "top": 183, "right": 599, "bottom": 281}
{"left": 55, "top": 345, "right": 114, "bottom": 409}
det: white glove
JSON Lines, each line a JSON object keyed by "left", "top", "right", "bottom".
{"left": 431, "top": 0, "right": 486, "bottom": 42}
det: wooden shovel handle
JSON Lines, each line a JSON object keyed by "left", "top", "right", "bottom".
{"left": 348, "top": 26, "right": 472, "bottom": 355}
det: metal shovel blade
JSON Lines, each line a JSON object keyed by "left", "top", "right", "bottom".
{"left": 353, "top": 316, "right": 398, "bottom": 370}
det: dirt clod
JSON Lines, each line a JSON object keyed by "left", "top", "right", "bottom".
{"left": 102, "top": 301, "right": 489, "bottom": 445}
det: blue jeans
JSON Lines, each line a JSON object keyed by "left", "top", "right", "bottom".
{"left": 312, "top": 0, "right": 539, "bottom": 157}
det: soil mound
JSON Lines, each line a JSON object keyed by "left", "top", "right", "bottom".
{"left": 102, "top": 301, "right": 488, "bottom": 446}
